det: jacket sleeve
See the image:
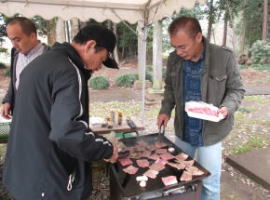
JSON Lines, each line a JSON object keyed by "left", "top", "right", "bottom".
{"left": 221, "top": 51, "right": 245, "bottom": 115}
{"left": 49, "top": 66, "right": 113, "bottom": 161}
{"left": 159, "top": 53, "right": 176, "bottom": 116}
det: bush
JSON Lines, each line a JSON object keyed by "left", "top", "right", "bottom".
{"left": 115, "top": 72, "right": 154, "bottom": 87}
{"left": 249, "top": 40, "right": 270, "bottom": 65}
{"left": 115, "top": 73, "right": 138, "bottom": 87}
{"left": 145, "top": 72, "right": 152, "bottom": 82}
{"left": 4, "top": 68, "right": 10, "bottom": 77}
{"left": 251, "top": 64, "right": 270, "bottom": 70}
{"left": 89, "top": 76, "right": 109, "bottom": 90}
{"left": 146, "top": 65, "right": 153, "bottom": 73}
{"left": 0, "top": 62, "right": 7, "bottom": 69}
{"left": 162, "top": 68, "right": 167, "bottom": 80}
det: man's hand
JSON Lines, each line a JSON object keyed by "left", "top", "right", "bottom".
{"left": 104, "top": 140, "right": 118, "bottom": 163}
{"left": 218, "top": 106, "right": 228, "bottom": 119}
{"left": 1, "top": 103, "right": 12, "bottom": 119}
{"left": 157, "top": 113, "right": 170, "bottom": 129}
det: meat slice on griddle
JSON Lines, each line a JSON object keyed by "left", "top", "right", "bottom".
{"left": 123, "top": 165, "right": 139, "bottom": 175}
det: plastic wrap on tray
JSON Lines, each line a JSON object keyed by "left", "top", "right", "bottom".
{"left": 185, "top": 101, "right": 225, "bottom": 122}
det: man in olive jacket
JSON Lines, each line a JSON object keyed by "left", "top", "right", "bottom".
{"left": 157, "top": 17, "right": 245, "bottom": 200}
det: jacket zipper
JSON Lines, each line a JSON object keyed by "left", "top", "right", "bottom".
{"left": 67, "top": 172, "right": 75, "bottom": 191}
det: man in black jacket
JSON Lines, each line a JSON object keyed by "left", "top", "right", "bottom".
{"left": 1, "top": 17, "right": 49, "bottom": 119}
{"left": 3, "top": 25, "right": 119, "bottom": 200}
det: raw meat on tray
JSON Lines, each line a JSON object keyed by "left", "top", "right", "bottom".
{"left": 185, "top": 101, "right": 225, "bottom": 122}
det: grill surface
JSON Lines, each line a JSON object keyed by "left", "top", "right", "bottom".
{"left": 110, "top": 133, "right": 210, "bottom": 199}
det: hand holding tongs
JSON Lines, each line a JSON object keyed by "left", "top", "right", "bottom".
{"left": 159, "top": 124, "right": 165, "bottom": 135}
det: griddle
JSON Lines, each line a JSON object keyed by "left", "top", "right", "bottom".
{"left": 110, "top": 131, "right": 210, "bottom": 199}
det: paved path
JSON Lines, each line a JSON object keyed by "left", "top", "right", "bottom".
{"left": 226, "top": 147, "right": 270, "bottom": 191}
{"left": 245, "top": 86, "right": 270, "bottom": 96}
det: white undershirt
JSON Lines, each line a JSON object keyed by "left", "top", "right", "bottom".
{"left": 15, "top": 43, "right": 44, "bottom": 90}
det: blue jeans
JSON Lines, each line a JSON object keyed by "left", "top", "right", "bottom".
{"left": 173, "top": 136, "right": 221, "bottom": 200}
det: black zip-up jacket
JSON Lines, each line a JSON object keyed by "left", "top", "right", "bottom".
{"left": 3, "top": 43, "right": 113, "bottom": 200}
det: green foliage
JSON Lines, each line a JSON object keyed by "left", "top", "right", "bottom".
{"left": 4, "top": 67, "right": 10, "bottom": 77}
{"left": 175, "top": 2, "right": 205, "bottom": 19}
{"left": 245, "top": 96, "right": 268, "bottom": 104}
{"left": 162, "top": 68, "right": 167, "bottom": 80}
{"left": 251, "top": 64, "right": 270, "bottom": 70}
{"left": 115, "top": 73, "right": 138, "bottom": 87}
{"left": 89, "top": 76, "right": 109, "bottom": 90}
{"left": 145, "top": 72, "right": 153, "bottom": 83}
{"left": 0, "top": 47, "right": 7, "bottom": 53}
{"left": 146, "top": 65, "right": 153, "bottom": 73}
{"left": 242, "top": 0, "right": 264, "bottom": 47}
{"left": 116, "top": 21, "right": 137, "bottom": 60}
{"left": 0, "top": 62, "right": 7, "bottom": 69}
{"left": 249, "top": 40, "right": 270, "bottom": 65}
{"left": 232, "top": 135, "right": 269, "bottom": 154}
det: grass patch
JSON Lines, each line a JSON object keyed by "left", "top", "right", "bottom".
{"left": 234, "top": 110, "right": 247, "bottom": 121}
{"left": 232, "top": 135, "right": 270, "bottom": 154}
{"left": 244, "top": 96, "right": 268, "bottom": 104}
{"left": 0, "top": 144, "right": 7, "bottom": 163}
{"left": 90, "top": 101, "right": 141, "bottom": 118}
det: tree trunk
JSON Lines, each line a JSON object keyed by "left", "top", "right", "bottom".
{"left": 152, "top": 21, "right": 163, "bottom": 90}
{"left": 70, "top": 18, "right": 80, "bottom": 40}
{"left": 112, "top": 23, "right": 119, "bottom": 64}
{"left": 207, "top": 0, "right": 214, "bottom": 42}
{"left": 47, "top": 18, "right": 56, "bottom": 46}
{"left": 262, "top": 0, "right": 268, "bottom": 40}
{"left": 55, "top": 18, "right": 66, "bottom": 43}
{"left": 222, "top": 14, "right": 228, "bottom": 47}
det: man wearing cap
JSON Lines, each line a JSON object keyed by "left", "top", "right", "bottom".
{"left": 3, "top": 25, "right": 118, "bottom": 200}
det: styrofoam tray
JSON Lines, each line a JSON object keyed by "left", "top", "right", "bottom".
{"left": 185, "top": 101, "right": 225, "bottom": 122}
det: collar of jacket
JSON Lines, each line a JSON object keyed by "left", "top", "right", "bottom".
{"left": 52, "top": 42, "right": 91, "bottom": 80}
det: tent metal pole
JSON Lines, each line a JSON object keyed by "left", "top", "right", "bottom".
{"left": 137, "top": 21, "right": 148, "bottom": 122}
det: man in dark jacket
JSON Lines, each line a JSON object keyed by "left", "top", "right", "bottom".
{"left": 3, "top": 25, "right": 119, "bottom": 200}
{"left": 157, "top": 17, "right": 245, "bottom": 200}
{"left": 1, "top": 17, "right": 49, "bottom": 119}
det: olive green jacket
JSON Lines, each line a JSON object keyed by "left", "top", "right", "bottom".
{"left": 159, "top": 38, "right": 245, "bottom": 146}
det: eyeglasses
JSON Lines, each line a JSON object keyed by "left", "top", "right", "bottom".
{"left": 108, "top": 51, "right": 113, "bottom": 59}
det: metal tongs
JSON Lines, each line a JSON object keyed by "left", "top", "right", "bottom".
{"left": 159, "top": 124, "right": 165, "bottom": 135}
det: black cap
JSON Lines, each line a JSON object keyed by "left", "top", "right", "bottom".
{"left": 73, "top": 24, "right": 118, "bottom": 69}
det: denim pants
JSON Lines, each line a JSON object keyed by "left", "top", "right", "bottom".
{"left": 173, "top": 136, "right": 221, "bottom": 200}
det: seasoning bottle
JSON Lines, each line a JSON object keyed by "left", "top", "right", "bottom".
{"left": 110, "top": 111, "right": 115, "bottom": 125}
{"left": 118, "top": 111, "right": 123, "bottom": 126}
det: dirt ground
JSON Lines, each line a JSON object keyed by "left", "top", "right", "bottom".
{"left": 0, "top": 66, "right": 270, "bottom": 200}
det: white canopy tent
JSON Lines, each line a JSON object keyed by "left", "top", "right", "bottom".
{"left": 0, "top": 0, "right": 205, "bottom": 117}
{"left": 0, "top": 0, "right": 204, "bottom": 23}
